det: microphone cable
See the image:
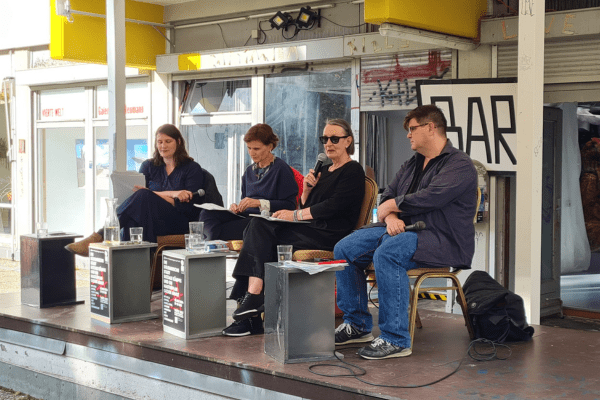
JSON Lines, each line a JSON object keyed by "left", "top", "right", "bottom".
{"left": 308, "top": 338, "right": 511, "bottom": 388}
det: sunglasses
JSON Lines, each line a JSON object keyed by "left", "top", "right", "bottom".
{"left": 319, "top": 135, "right": 350, "bottom": 144}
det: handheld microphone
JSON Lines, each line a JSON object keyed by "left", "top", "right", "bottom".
{"left": 404, "top": 221, "right": 426, "bottom": 231}
{"left": 193, "top": 189, "right": 206, "bottom": 198}
{"left": 307, "top": 153, "right": 328, "bottom": 188}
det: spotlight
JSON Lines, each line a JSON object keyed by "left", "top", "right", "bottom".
{"left": 269, "top": 11, "right": 294, "bottom": 30}
{"left": 296, "top": 6, "right": 319, "bottom": 29}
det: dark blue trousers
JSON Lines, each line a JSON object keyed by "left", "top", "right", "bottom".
{"left": 116, "top": 189, "right": 190, "bottom": 243}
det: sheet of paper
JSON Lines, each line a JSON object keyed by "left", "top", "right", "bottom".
{"left": 248, "top": 214, "right": 310, "bottom": 224}
{"left": 194, "top": 203, "right": 245, "bottom": 218}
{"left": 110, "top": 171, "right": 146, "bottom": 206}
{"left": 281, "top": 260, "right": 348, "bottom": 275}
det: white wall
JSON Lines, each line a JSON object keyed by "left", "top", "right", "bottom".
{"left": 0, "top": 0, "right": 50, "bottom": 51}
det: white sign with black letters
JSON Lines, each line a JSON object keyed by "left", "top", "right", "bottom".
{"left": 417, "top": 79, "right": 518, "bottom": 172}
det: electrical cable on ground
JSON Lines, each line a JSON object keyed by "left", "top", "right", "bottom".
{"left": 308, "top": 338, "right": 511, "bottom": 388}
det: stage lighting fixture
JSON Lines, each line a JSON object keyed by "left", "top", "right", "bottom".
{"left": 296, "top": 6, "right": 319, "bottom": 28}
{"left": 269, "top": 11, "right": 294, "bottom": 30}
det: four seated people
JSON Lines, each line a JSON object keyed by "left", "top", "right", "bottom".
{"left": 64, "top": 106, "right": 476, "bottom": 356}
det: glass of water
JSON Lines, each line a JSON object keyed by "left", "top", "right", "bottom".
{"left": 36, "top": 222, "right": 48, "bottom": 237}
{"left": 185, "top": 234, "right": 204, "bottom": 253}
{"left": 277, "top": 245, "right": 293, "bottom": 263}
{"left": 130, "top": 227, "right": 143, "bottom": 244}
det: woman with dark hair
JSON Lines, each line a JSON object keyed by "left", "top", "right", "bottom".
{"left": 66, "top": 124, "right": 205, "bottom": 256}
{"left": 223, "top": 118, "right": 365, "bottom": 337}
{"left": 201, "top": 123, "right": 298, "bottom": 240}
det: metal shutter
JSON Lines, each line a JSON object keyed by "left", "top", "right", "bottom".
{"left": 497, "top": 38, "right": 600, "bottom": 84}
{"left": 360, "top": 50, "right": 453, "bottom": 112}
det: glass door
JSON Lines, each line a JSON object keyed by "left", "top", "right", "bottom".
{"left": 35, "top": 84, "right": 150, "bottom": 236}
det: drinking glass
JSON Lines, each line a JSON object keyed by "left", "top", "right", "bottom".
{"left": 189, "top": 222, "right": 205, "bottom": 252}
{"left": 130, "top": 227, "right": 143, "bottom": 244}
{"left": 36, "top": 222, "right": 48, "bottom": 237}
{"left": 277, "top": 245, "right": 293, "bottom": 262}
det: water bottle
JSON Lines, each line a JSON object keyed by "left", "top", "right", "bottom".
{"left": 104, "top": 198, "right": 120, "bottom": 244}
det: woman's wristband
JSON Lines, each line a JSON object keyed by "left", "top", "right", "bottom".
{"left": 298, "top": 209, "right": 303, "bottom": 221}
{"left": 293, "top": 210, "right": 298, "bottom": 222}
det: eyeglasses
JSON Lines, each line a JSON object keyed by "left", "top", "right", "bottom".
{"left": 319, "top": 135, "right": 349, "bottom": 144}
{"left": 408, "top": 122, "right": 430, "bottom": 133}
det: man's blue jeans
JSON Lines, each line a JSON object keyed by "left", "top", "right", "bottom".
{"left": 334, "top": 227, "right": 418, "bottom": 348}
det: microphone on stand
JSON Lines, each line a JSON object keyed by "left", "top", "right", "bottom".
{"left": 404, "top": 221, "right": 426, "bottom": 231}
{"left": 307, "top": 153, "right": 328, "bottom": 188}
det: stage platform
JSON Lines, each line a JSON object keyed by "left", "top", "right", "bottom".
{"left": 1, "top": 288, "right": 599, "bottom": 400}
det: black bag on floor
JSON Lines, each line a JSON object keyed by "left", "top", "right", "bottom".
{"left": 463, "top": 271, "right": 534, "bottom": 343}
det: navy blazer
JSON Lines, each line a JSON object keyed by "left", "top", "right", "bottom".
{"left": 380, "top": 140, "right": 477, "bottom": 268}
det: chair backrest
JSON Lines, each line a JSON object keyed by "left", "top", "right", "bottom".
{"left": 356, "top": 176, "right": 378, "bottom": 229}
{"left": 289, "top": 166, "right": 304, "bottom": 206}
{"left": 202, "top": 168, "right": 224, "bottom": 207}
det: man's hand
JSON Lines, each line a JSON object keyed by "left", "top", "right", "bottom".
{"left": 385, "top": 214, "right": 405, "bottom": 236}
{"left": 377, "top": 198, "right": 400, "bottom": 222}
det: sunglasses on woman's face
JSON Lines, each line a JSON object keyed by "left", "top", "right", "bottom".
{"left": 319, "top": 135, "right": 350, "bottom": 144}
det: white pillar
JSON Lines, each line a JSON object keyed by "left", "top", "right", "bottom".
{"left": 106, "top": 0, "right": 127, "bottom": 174}
{"left": 515, "top": 0, "right": 545, "bottom": 324}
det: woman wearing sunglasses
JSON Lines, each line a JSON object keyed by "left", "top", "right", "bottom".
{"left": 223, "top": 118, "right": 365, "bottom": 337}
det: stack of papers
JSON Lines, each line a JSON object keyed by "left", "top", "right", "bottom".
{"left": 110, "top": 171, "right": 146, "bottom": 206}
{"left": 281, "top": 260, "right": 348, "bottom": 275}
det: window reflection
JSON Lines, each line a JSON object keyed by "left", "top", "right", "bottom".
{"left": 183, "top": 80, "right": 251, "bottom": 114}
{"left": 265, "top": 68, "right": 352, "bottom": 174}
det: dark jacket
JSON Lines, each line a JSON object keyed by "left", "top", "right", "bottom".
{"left": 380, "top": 140, "right": 477, "bottom": 268}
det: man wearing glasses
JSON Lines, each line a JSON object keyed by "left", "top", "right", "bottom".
{"left": 333, "top": 104, "right": 477, "bottom": 359}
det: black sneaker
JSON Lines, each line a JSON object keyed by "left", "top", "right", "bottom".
{"left": 335, "top": 322, "right": 374, "bottom": 345}
{"left": 222, "top": 316, "right": 264, "bottom": 337}
{"left": 357, "top": 337, "right": 412, "bottom": 359}
{"left": 232, "top": 292, "right": 264, "bottom": 321}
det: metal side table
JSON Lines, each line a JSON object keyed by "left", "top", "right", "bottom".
{"left": 89, "top": 241, "right": 158, "bottom": 324}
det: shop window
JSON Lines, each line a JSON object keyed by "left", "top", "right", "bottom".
{"left": 181, "top": 80, "right": 251, "bottom": 114}
{"left": 39, "top": 87, "right": 86, "bottom": 121}
{"left": 265, "top": 68, "right": 352, "bottom": 174}
{"left": 96, "top": 83, "right": 149, "bottom": 118}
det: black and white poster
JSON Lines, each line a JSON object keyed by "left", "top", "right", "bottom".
{"left": 417, "top": 78, "right": 518, "bottom": 172}
{"left": 163, "top": 255, "right": 185, "bottom": 331}
{"left": 90, "top": 248, "right": 109, "bottom": 318}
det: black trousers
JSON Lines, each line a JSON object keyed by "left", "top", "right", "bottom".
{"left": 200, "top": 210, "right": 250, "bottom": 241}
{"left": 229, "top": 217, "right": 342, "bottom": 300}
